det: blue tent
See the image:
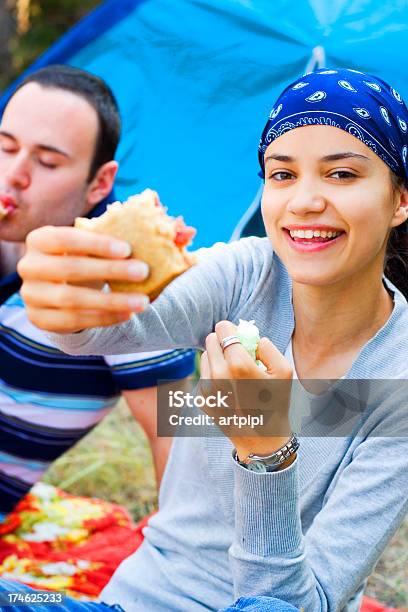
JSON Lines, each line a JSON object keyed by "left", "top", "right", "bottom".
{"left": 1, "top": 0, "right": 407, "bottom": 247}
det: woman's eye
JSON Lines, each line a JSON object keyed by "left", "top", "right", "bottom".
{"left": 269, "top": 171, "right": 294, "bottom": 181}
{"left": 329, "top": 170, "right": 357, "bottom": 180}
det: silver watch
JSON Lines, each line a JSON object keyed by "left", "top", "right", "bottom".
{"left": 233, "top": 433, "right": 299, "bottom": 473}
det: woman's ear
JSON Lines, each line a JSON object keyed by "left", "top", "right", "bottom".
{"left": 391, "top": 186, "right": 408, "bottom": 228}
{"left": 85, "top": 161, "right": 119, "bottom": 208}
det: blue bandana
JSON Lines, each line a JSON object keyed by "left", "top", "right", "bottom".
{"left": 258, "top": 68, "right": 408, "bottom": 186}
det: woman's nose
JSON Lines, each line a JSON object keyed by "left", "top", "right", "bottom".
{"left": 286, "top": 180, "right": 327, "bottom": 216}
{"left": 4, "top": 153, "right": 31, "bottom": 190}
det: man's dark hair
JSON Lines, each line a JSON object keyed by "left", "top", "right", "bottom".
{"left": 12, "top": 64, "right": 121, "bottom": 181}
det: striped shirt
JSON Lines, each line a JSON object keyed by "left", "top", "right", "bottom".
{"left": 0, "top": 199, "right": 195, "bottom": 517}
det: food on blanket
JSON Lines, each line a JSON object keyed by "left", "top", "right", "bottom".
{"left": 236, "top": 319, "right": 267, "bottom": 372}
{"left": 75, "top": 189, "right": 196, "bottom": 300}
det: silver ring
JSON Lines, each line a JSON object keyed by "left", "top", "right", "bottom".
{"left": 220, "top": 335, "right": 242, "bottom": 352}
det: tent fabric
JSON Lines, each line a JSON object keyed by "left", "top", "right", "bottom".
{"left": 0, "top": 0, "right": 407, "bottom": 248}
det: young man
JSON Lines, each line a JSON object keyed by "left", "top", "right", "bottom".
{"left": 0, "top": 65, "right": 195, "bottom": 518}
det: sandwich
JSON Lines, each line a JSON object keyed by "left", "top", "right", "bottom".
{"left": 75, "top": 189, "right": 196, "bottom": 300}
{"left": 0, "top": 194, "right": 13, "bottom": 219}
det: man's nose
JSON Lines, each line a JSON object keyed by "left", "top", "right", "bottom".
{"left": 4, "top": 152, "right": 31, "bottom": 190}
{"left": 286, "top": 179, "right": 327, "bottom": 216}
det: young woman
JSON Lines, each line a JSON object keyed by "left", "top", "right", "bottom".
{"left": 16, "top": 68, "right": 408, "bottom": 611}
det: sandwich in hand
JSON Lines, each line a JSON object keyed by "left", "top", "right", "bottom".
{"left": 75, "top": 189, "right": 196, "bottom": 300}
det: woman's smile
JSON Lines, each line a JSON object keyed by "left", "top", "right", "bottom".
{"left": 282, "top": 226, "right": 346, "bottom": 252}
{"left": 282, "top": 224, "right": 345, "bottom": 253}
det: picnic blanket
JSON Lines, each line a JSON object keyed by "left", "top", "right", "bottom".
{"left": 362, "top": 597, "right": 404, "bottom": 612}
{"left": 0, "top": 483, "right": 403, "bottom": 610}
{"left": 0, "top": 483, "right": 147, "bottom": 599}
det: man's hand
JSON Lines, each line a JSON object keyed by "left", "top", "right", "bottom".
{"left": 18, "top": 225, "right": 150, "bottom": 333}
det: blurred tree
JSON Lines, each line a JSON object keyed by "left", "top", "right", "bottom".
{"left": 0, "top": 1, "right": 15, "bottom": 88}
{"left": 0, "top": 0, "right": 100, "bottom": 91}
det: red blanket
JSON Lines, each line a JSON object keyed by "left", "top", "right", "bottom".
{"left": 0, "top": 483, "right": 147, "bottom": 598}
{"left": 361, "top": 597, "right": 403, "bottom": 612}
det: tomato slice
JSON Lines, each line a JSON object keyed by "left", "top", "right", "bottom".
{"left": 173, "top": 216, "right": 196, "bottom": 247}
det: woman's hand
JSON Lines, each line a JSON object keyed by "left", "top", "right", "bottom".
{"left": 18, "top": 226, "right": 150, "bottom": 333}
{"left": 200, "top": 320, "right": 294, "bottom": 461}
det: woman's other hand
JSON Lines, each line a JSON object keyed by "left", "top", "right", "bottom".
{"left": 200, "top": 320, "right": 294, "bottom": 461}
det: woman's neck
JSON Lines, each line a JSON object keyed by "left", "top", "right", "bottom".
{"left": 292, "top": 271, "right": 394, "bottom": 362}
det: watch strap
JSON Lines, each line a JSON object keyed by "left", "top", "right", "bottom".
{"left": 233, "top": 433, "right": 299, "bottom": 473}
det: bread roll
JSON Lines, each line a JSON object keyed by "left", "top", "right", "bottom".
{"left": 75, "top": 189, "right": 196, "bottom": 300}
{"left": 0, "top": 203, "right": 8, "bottom": 219}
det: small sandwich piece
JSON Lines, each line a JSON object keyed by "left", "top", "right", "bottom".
{"left": 236, "top": 319, "right": 267, "bottom": 372}
{"left": 75, "top": 189, "right": 196, "bottom": 300}
{"left": 0, "top": 193, "right": 16, "bottom": 218}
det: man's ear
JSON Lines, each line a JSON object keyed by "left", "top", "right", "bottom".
{"left": 391, "top": 186, "right": 408, "bottom": 228}
{"left": 85, "top": 160, "right": 119, "bottom": 208}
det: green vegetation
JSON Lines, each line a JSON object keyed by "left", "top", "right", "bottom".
{"left": 0, "top": 0, "right": 100, "bottom": 91}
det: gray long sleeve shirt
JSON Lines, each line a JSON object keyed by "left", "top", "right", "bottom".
{"left": 48, "top": 237, "right": 408, "bottom": 611}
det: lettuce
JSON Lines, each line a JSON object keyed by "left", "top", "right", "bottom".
{"left": 235, "top": 319, "right": 267, "bottom": 372}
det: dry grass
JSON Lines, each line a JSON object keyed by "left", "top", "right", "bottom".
{"left": 365, "top": 518, "right": 408, "bottom": 608}
{"left": 44, "top": 401, "right": 157, "bottom": 522}
{"left": 44, "top": 400, "right": 408, "bottom": 609}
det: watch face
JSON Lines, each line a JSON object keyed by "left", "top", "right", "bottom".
{"left": 247, "top": 461, "right": 268, "bottom": 473}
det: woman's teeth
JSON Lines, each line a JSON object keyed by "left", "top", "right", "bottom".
{"left": 289, "top": 229, "right": 342, "bottom": 241}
